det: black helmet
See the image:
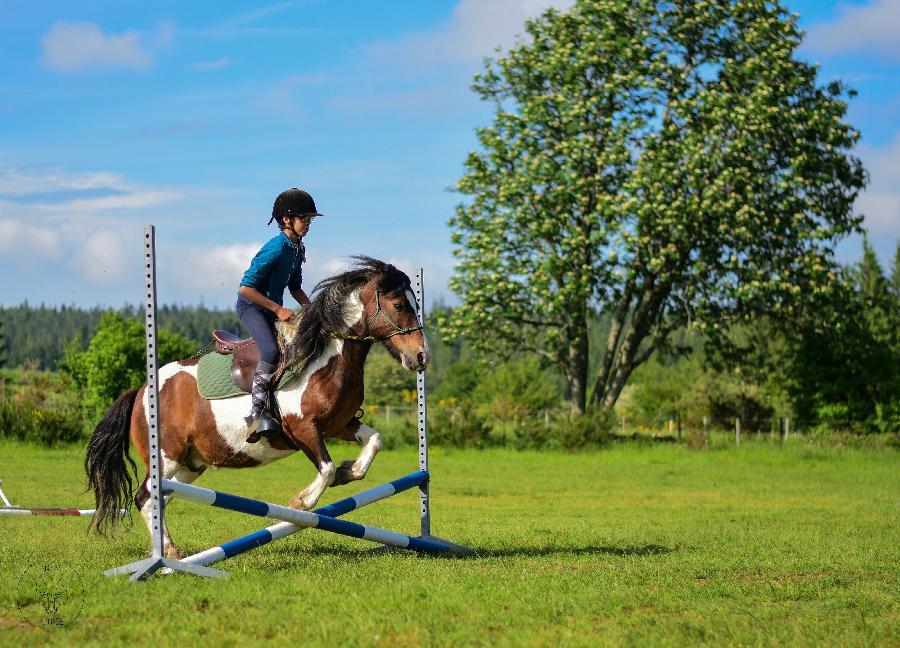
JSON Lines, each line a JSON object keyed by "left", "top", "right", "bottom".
{"left": 269, "top": 188, "right": 324, "bottom": 225}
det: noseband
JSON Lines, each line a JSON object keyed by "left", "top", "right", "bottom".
{"left": 329, "top": 289, "right": 423, "bottom": 343}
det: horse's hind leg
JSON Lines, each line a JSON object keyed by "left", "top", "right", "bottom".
{"left": 332, "top": 419, "right": 382, "bottom": 487}
{"left": 135, "top": 456, "right": 205, "bottom": 559}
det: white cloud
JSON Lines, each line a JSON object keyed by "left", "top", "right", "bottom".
{"left": 0, "top": 165, "right": 179, "bottom": 215}
{"left": 170, "top": 243, "right": 261, "bottom": 293}
{"left": 365, "top": 0, "right": 575, "bottom": 67}
{"left": 805, "top": 0, "right": 900, "bottom": 60}
{"left": 856, "top": 133, "right": 900, "bottom": 238}
{"left": 0, "top": 164, "right": 184, "bottom": 291}
{"left": 188, "top": 57, "right": 233, "bottom": 71}
{"left": 41, "top": 21, "right": 153, "bottom": 72}
{"left": 197, "top": 2, "right": 318, "bottom": 39}
{"left": 56, "top": 189, "right": 181, "bottom": 213}
{"left": 68, "top": 229, "right": 132, "bottom": 284}
{"left": 0, "top": 168, "right": 124, "bottom": 197}
{"left": 0, "top": 217, "right": 65, "bottom": 262}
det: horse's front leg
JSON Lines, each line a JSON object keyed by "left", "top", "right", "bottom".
{"left": 286, "top": 419, "right": 335, "bottom": 511}
{"left": 332, "top": 419, "right": 382, "bottom": 487}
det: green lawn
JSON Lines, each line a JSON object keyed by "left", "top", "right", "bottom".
{"left": 0, "top": 438, "right": 897, "bottom": 647}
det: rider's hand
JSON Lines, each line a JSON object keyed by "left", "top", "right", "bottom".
{"left": 275, "top": 306, "right": 294, "bottom": 322}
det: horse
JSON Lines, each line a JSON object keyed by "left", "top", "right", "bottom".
{"left": 85, "top": 257, "right": 430, "bottom": 558}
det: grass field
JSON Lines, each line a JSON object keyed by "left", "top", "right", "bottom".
{"left": 0, "top": 437, "right": 898, "bottom": 647}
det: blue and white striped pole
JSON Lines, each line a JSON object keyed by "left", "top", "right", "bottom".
{"left": 163, "top": 473, "right": 453, "bottom": 556}
{"left": 180, "top": 471, "right": 430, "bottom": 567}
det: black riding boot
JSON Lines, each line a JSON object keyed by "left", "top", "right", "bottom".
{"left": 245, "top": 361, "right": 280, "bottom": 442}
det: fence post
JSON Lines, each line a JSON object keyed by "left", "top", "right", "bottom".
{"left": 703, "top": 416, "right": 709, "bottom": 447}
{"left": 785, "top": 417, "right": 790, "bottom": 441}
{"left": 676, "top": 413, "right": 682, "bottom": 441}
{"left": 735, "top": 418, "right": 741, "bottom": 447}
{"left": 668, "top": 419, "right": 674, "bottom": 437}
{"left": 386, "top": 405, "right": 391, "bottom": 423}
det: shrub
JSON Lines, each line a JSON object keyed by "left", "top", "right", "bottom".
{"left": 62, "top": 311, "right": 195, "bottom": 430}
{"left": 0, "top": 368, "right": 84, "bottom": 445}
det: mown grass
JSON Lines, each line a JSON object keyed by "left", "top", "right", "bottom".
{"left": 0, "top": 437, "right": 897, "bottom": 647}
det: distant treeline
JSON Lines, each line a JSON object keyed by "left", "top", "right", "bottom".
{"left": 0, "top": 303, "right": 246, "bottom": 369}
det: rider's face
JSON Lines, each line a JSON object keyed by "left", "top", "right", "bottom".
{"left": 284, "top": 215, "right": 312, "bottom": 238}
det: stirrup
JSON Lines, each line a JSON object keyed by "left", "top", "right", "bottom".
{"left": 246, "top": 411, "right": 281, "bottom": 443}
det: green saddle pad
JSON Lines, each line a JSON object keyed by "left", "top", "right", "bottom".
{"left": 196, "top": 352, "right": 299, "bottom": 400}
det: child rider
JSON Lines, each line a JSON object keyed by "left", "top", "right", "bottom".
{"left": 237, "top": 187, "right": 323, "bottom": 440}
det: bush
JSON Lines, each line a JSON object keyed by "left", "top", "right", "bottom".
{"left": 0, "top": 368, "right": 84, "bottom": 445}
{"left": 548, "top": 408, "right": 614, "bottom": 450}
{"left": 62, "top": 311, "right": 195, "bottom": 430}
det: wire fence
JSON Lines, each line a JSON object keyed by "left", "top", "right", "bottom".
{"left": 362, "top": 405, "right": 898, "bottom": 441}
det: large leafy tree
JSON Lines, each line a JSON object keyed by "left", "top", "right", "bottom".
{"left": 63, "top": 311, "right": 195, "bottom": 426}
{"left": 443, "top": 0, "right": 866, "bottom": 413}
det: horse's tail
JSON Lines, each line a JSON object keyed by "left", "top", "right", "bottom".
{"left": 85, "top": 387, "right": 140, "bottom": 534}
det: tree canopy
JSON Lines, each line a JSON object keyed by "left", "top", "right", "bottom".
{"left": 442, "top": 0, "right": 866, "bottom": 413}
{"left": 63, "top": 311, "right": 196, "bottom": 426}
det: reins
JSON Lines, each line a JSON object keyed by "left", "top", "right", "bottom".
{"left": 328, "top": 288, "right": 422, "bottom": 343}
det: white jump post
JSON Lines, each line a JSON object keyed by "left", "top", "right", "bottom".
{"left": 0, "top": 480, "right": 13, "bottom": 508}
{"left": 104, "top": 226, "right": 226, "bottom": 580}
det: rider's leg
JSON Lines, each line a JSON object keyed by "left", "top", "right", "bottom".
{"left": 237, "top": 302, "right": 281, "bottom": 437}
{"left": 247, "top": 360, "right": 277, "bottom": 425}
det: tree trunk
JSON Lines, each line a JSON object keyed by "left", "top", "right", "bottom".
{"left": 589, "top": 285, "right": 632, "bottom": 408}
{"left": 567, "top": 311, "right": 589, "bottom": 416}
{"left": 597, "top": 280, "right": 661, "bottom": 409}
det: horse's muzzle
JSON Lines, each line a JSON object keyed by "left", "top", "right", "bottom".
{"left": 402, "top": 349, "right": 431, "bottom": 372}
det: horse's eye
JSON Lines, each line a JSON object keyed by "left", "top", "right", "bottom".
{"left": 394, "top": 303, "right": 405, "bottom": 312}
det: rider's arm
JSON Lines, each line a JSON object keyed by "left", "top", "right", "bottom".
{"left": 289, "top": 286, "right": 311, "bottom": 307}
{"left": 239, "top": 238, "right": 293, "bottom": 320}
{"left": 238, "top": 286, "right": 290, "bottom": 316}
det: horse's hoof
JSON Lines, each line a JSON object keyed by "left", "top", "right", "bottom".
{"left": 288, "top": 495, "right": 311, "bottom": 511}
{"left": 333, "top": 459, "right": 357, "bottom": 485}
{"left": 165, "top": 546, "right": 187, "bottom": 560}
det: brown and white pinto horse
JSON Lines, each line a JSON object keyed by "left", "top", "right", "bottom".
{"left": 85, "top": 257, "right": 429, "bottom": 558}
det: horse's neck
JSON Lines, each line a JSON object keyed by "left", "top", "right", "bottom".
{"left": 335, "top": 338, "right": 371, "bottom": 380}
{"left": 297, "top": 336, "right": 370, "bottom": 390}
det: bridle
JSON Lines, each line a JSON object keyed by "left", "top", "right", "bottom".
{"left": 328, "top": 288, "right": 423, "bottom": 343}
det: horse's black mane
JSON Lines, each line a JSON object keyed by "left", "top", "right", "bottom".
{"left": 282, "top": 256, "right": 411, "bottom": 375}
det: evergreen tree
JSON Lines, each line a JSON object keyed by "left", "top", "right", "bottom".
{"left": 857, "top": 238, "right": 896, "bottom": 348}
{"left": 0, "top": 317, "right": 7, "bottom": 368}
{"left": 890, "top": 240, "right": 900, "bottom": 301}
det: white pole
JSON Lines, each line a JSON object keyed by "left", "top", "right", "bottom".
{"left": 104, "top": 226, "right": 225, "bottom": 580}
{"left": 414, "top": 268, "right": 430, "bottom": 537}
{"left": 144, "top": 226, "right": 165, "bottom": 561}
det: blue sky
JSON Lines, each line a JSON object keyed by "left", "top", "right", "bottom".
{"left": 1, "top": 0, "right": 898, "bottom": 309}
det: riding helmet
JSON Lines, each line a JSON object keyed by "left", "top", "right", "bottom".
{"left": 269, "top": 188, "right": 325, "bottom": 225}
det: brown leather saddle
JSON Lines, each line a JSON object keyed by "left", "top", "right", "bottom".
{"left": 212, "top": 330, "right": 260, "bottom": 393}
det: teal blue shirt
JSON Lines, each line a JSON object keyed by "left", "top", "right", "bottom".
{"left": 238, "top": 232, "right": 305, "bottom": 307}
